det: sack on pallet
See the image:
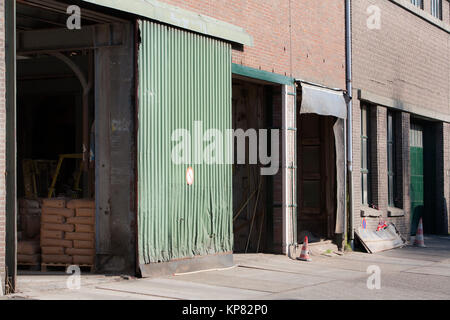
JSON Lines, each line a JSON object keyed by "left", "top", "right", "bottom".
{"left": 42, "top": 198, "right": 67, "bottom": 208}
{"left": 66, "top": 199, "right": 95, "bottom": 209}
{"left": 41, "top": 238, "right": 73, "bottom": 248}
{"left": 17, "top": 241, "right": 40, "bottom": 255}
{"left": 19, "top": 207, "right": 41, "bottom": 215}
{"left": 42, "top": 223, "right": 74, "bottom": 233}
{"left": 75, "top": 208, "right": 95, "bottom": 217}
{"left": 18, "top": 254, "right": 41, "bottom": 264}
{"left": 66, "top": 248, "right": 95, "bottom": 256}
{"left": 73, "top": 255, "right": 94, "bottom": 265}
{"left": 41, "top": 215, "right": 65, "bottom": 224}
{"left": 22, "top": 214, "right": 41, "bottom": 239}
{"left": 41, "top": 246, "right": 65, "bottom": 255}
{"left": 73, "top": 240, "right": 94, "bottom": 249}
{"left": 65, "top": 232, "right": 94, "bottom": 241}
{"left": 75, "top": 224, "right": 94, "bottom": 233}
{"left": 66, "top": 217, "right": 95, "bottom": 225}
{"left": 41, "top": 229, "right": 64, "bottom": 240}
{"left": 42, "top": 254, "right": 73, "bottom": 264}
{"left": 19, "top": 198, "right": 40, "bottom": 209}
{"left": 42, "top": 207, "right": 75, "bottom": 218}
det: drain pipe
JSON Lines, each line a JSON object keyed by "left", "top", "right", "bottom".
{"left": 345, "top": 0, "right": 355, "bottom": 248}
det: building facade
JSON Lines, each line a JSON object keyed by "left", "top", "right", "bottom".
{"left": 1, "top": 0, "right": 448, "bottom": 295}
{"left": 0, "top": 0, "right": 348, "bottom": 293}
{"left": 350, "top": 0, "right": 450, "bottom": 242}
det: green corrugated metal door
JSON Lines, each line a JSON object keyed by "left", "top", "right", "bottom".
{"left": 137, "top": 21, "right": 233, "bottom": 265}
{"left": 410, "top": 123, "right": 424, "bottom": 235}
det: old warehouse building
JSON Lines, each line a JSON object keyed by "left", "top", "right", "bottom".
{"left": 1, "top": 0, "right": 350, "bottom": 295}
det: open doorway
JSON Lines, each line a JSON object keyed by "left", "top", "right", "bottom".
{"left": 231, "top": 78, "right": 279, "bottom": 253}
{"left": 15, "top": 2, "right": 98, "bottom": 273}
{"left": 13, "top": 1, "right": 136, "bottom": 278}
{"left": 297, "top": 114, "right": 338, "bottom": 242}
{"left": 410, "top": 119, "right": 444, "bottom": 236}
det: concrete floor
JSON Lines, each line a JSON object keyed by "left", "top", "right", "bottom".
{"left": 6, "top": 235, "right": 450, "bottom": 300}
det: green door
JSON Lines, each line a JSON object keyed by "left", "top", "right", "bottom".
{"left": 410, "top": 123, "right": 424, "bottom": 235}
{"left": 137, "top": 21, "right": 233, "bottom": 267}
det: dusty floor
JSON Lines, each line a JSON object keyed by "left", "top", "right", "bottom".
{"left": 5, "top": 235, "right": 450, "bottom": 300}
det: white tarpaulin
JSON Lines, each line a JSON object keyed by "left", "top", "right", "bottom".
{"left": 300, "top": 83, "right": 347, "bottom": 119}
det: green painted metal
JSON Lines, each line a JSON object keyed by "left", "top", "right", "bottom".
{"left": 410, "top": 123, "right": 424, "bottom": 235}
{"left": 232, "top": 63, "right": 295, "bottom": 86}
{"left": 82, "top": 0, "right": 253, "bottom": 46}
{"left": 137, "top": 21, "right": 233, "bottom": 264}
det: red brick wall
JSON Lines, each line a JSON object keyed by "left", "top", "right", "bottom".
{"left": 162, "top": 0, "right": 346, "bottom": 90}
{"left": 0, "top": 0, "right": 5, "bottom": 295}
{"left": 351, "top": 0, "right": 450, "bottom": 238}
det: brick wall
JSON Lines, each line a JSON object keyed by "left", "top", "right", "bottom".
{"left": 352, "top": 0, "right": 450, "bottom": 116}
{"left": 162, "top": 0, "right": 346, "bottom": 90}
{"left": 352, "top": 0, "right": 450, "bottom": 239}
{"left": 0, "top": 0, "right": 5, "bottom": 295}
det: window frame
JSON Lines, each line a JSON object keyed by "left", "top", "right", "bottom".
{"left": 430, "top": 0, "right": 442, "bottom": 20}
{"left": 387, "top": 111, "right": 397, "bottom": 207}
{"left": 411, "top": 0, "right": 424, "bottom": 9}
{"left": 361, "top": 104, "right": 371, "bottom": 206}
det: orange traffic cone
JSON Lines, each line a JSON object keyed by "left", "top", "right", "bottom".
{"left": 414, "top": 218, "right": 426, "bottom": 247}
{"left": 298, "top": 236, "right": 312, "bottom": 261}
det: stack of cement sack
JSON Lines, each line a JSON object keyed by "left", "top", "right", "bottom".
{"left": 18, "top": 198, "right": 41, "bottom": 241}
{"left": 65, "top": 199, "right": 95, "bottom": 266}
{"left": 40, "top": 198, "right": 75, "bottom": 265}
{"left": 17, "top": 240, "right": 41, "bottom": 265}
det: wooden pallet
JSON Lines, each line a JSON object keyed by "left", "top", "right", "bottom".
{"left": 41, "top": 263, "right": 94, "bottom": 273}
{"left": 18, "top": 262, "right": 41, "bottom": 271}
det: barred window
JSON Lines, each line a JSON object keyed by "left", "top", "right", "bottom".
{"left": 411, "top": 0, "right": 423, "bottom": 8}
{"left": 430, "top": 0, "right": 442, "bottom": 19}
{"left": 387, "top": 111, "right": 397, "bottom": 207}
{"left": 361, "top": 105, "right": 371, "bottom": 206}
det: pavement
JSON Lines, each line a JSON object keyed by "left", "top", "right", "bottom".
{"left": 5, "top": 235, "right": 450, "bottom": 300}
